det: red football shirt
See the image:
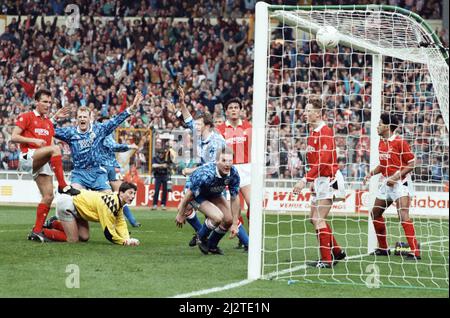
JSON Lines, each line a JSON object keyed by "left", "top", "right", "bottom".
{"left": 15, "top": 110, "right": 54, "bottom": 153}
{"left": 305, "top": 122, "right": 338, "bottom": 182}
{"left": 216, "top": 119, "right": 252, "bottom": 164}
{"left": 378, "top": 134, "right": 415, "bottom": 177}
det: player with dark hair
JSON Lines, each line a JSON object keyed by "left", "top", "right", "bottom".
{"left": 53, "top": 182, "right": 140, "bottom": 245}
{"left": 293, "top": 97, "right": 347, "bottom": 268}
{"left": 11, "top": 88, "right": 80, "bottom": 242}
{"left": 176, "top": 147, "right": 240, "bottom": 255}
{"left": 364, "top": 112, "right": 420, "bottom": 260}
{"left": 216, "top": 97, "right": 251, "bottom": 251}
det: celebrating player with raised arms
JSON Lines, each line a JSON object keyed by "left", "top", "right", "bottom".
{"left": 11, "top": 89, "right": 80, "bottom": 242}
{"left": 53, "top": 92, "right": 144, "bottom": 192}
{"left": 293, "top": 98, "right": 346, "bottom": 268}
{"left": 176, "top": 147, "right": 240, "bottom": 255}
{"left": 364, "top": 112, "right": 420, "bottom": 260}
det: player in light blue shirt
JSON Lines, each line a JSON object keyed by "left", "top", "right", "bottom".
{"left": 97, "top": 131, "right": 141, "bottom": 227}
{"left": 176, "top": 147, "right": 241, "bottom": 255}
{"left": 177, "top": 87, "right": 249, "bottom": 251}
{"left": 54, "top": 92, "right": 143, "bottom": 191}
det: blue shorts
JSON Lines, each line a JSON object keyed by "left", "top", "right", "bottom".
{"left": 105, "top": 165, "right": 119, "bottom": 182}
{"left": 71, "top": 167, "right": 111, "bottom": 191}
{"left": 184, "top": 179, "right": 226, "bottom": 208}
{"left": 189, "top": 193, "right": 224, "bottom": 209}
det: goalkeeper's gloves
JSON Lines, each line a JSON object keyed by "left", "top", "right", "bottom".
{"left": 123, "top": 238, "right": 140, "bottom": 246}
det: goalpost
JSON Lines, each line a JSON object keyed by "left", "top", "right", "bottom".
{"left": 249, "top": 2, "right": 449, "bottom": 289}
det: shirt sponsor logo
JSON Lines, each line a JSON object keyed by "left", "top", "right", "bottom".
{"left": 34, "top": 128, "right": 50, "bottom": 136}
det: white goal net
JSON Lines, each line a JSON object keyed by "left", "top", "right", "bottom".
{"left": 249, "top": 3, "right": 449, "bottom": 290}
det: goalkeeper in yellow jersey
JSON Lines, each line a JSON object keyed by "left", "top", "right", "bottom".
{"left": 52, "top": 182, "right": 140, "bottom": 246}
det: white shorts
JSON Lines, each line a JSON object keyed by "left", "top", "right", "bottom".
{"left": 19, "top": 149, "right": 53, "bottom": 180}
{"left": 377, "top": 175, "right": 414, "bottom": 202}
{"left": 311, "top": 170, "right": 346, "bottom": 204}
{"left": 235, "top": 163, "right": 251, "bottom": 188}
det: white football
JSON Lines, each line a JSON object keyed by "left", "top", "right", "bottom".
{"left": 316, "top": 26, "right": 340, "bottom": 49}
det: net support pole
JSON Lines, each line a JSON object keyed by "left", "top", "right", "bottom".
{"left": 367, "top": 54, "right": 383, "bottom": 254}
{"left": 248, "top": 1, "right": 269, "bottom": 280}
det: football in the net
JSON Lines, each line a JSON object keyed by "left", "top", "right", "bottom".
{"left": 316, "top": 26, "right": 340, "bottom": 49}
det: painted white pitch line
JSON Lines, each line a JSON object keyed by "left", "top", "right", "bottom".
{"left": 171, "top": 279, "right": 255, "bottom": 298}
{"left": 169, "top": 238, "right": 449, "bottom": 298}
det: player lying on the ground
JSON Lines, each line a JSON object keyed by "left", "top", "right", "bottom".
{"left": 48, "top": 182, "right": 140, "bottom": 246}
{"left": 364, "top": 112, "right": 420, "bottom": 260}
{"left": 175, "top": 147, "right": 240, "bottom": 255}
{"left": 293, "top": 97, "right": 346, "bottom": 269}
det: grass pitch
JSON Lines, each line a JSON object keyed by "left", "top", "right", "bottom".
{"left": 0, "top": 206, "right": 447, "bottom": 298}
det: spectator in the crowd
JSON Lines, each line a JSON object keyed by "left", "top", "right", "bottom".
{"left": 151, "top": 148, "right": 171, "bottom": 210}
{"left": 1, "top": 141, "right": 19, "bottom": 170}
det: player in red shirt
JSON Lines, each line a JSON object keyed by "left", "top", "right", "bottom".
{"left": 216, "top": 98, "right": 251, "bottom": 251}
{"left": 11, "top": 89, "right": 80, "bottom": 243}
{"left": 293, "top": 98, "right": 346, "bottom": 268}
{"left": 364, "top": 113, "right": 420, "bottom": 260}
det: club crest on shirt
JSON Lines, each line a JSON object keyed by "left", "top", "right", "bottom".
{"left": 224, "top": 179, "right": 230, "bottom": 185}
{"left": 90, "top": 131, "right": 96, "bottom": 140}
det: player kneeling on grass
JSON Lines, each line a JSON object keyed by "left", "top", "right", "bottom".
{"left": 175, "top": 147, "right": 240, "bottom": 255}
{"left": 364, "top": 112, "right": 420, "bottom": 260}
{"left": 52, "top": 182, "right": 140, "bottom": 246}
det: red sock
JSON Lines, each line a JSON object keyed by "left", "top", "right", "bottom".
{"left": 34, "top": 203, "right": 50, "bottom": 233}
{"left": 43, "top": 228, "right": 67, "bottom": 242}
{"left": 373, "top": 216, "right": 388, "bottom": 249}
{"left": 50, "top": 155, "right": 68, "bottom": 189}
{"left": 326, "top": 223, "right": 341, "bottom": 255}
{"left": 246, "top": 207, "right": 250, "bottom": 220}
{"left": 52, "top": 220, "right": 64, "bottom": 232}
{"left": 316, "top": 228, "right": 332, "bottom": 263}
{"left": 401, "top": 221, "right": 420, "bottom": 256}
{"left": 238, "top": 215, "right": 244, "bottom": 226}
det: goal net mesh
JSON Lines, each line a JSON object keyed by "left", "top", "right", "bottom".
{"left": 260, "top": 6, "right": 449, "bottom": 289}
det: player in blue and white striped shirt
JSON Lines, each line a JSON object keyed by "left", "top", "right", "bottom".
{"left": 176, "top": 147, "right": 241, "bottom": 255}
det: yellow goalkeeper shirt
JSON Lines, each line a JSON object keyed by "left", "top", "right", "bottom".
{"left": 73, "top": 190, "right": 130, "bottom": 245}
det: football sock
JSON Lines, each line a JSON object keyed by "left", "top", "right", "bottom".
{"left": 186, "top": 210, "right": 202, "bottom": 232}
{"left": 316, "top": 227, "right": 332, "bottom": 263}
{"left": 373, "top": 216, "right": 388, "bottom": 250}
{"left": 237, "top": 222, "right": 249, "bottom": 248}
{"left": 208, "top": 225, "right": 227, "bottom": 249}
{"left": 326, "top": 223, "right": 342, "bottom": 255}
{"left": 34, "top": 203, "right": 50, "bottom": 233}
{"left": 197, "top": 218, "right": 216, "bottom": 240}
{"left": 401, "top": 221, "right": 420, "bottom": 256}
{"left": 51, "top": 219, "right": 64, "bottom": 231}
{"left": 50, "top": 155, "right": 68, "bottom": 189}
{"left": 123, "top": 205, "right": 138, "bottom": 226}
{"left": 43, "top": 228, "right": 67, "bottom": 242}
